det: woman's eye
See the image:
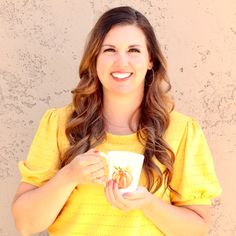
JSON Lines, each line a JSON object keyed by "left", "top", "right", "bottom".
{"left": 103, "top": 48, "right": 115, "bottom": 53}
{"left": 129, "top": 48, "right": 140, "bottom": 53}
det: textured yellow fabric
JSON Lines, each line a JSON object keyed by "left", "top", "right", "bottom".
{"left": 19, "top": 104, "right": 222, "bottom": 236}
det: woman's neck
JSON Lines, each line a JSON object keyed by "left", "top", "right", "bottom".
{"left": 102, "top": 91, "right": 143, "bottom": 135}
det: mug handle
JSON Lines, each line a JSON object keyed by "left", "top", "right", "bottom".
{"left": 99, "top": 152, "right": 109, "bottom": 161}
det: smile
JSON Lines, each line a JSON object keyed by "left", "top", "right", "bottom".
{"left": 111, "top": 72, "right": 132, "bottom": 79}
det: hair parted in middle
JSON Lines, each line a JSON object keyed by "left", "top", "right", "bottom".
{"left": 62, "top": 6, "right": 176, "bottom": 194}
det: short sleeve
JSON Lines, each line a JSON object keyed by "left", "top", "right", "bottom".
{"left": 19, "top": 109, "right": 61, "bottom": 187}
{"left": 170, "top": 118, "right": 222, "bottom": 206}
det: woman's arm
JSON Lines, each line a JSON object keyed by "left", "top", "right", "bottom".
{"left": 12, "top": 149, "right": 105, "bottom": 235}
{"left": 12, "top": 166, "right": 76, "bottom": 236}
{"left": 105, "top": 181, "right": 210, "bottom": 236}
{"left": 140, "top": 194, "right": 210, "bottom": 236}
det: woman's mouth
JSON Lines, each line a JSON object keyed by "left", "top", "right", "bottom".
{"left": 111, "top": 72, "right": 132, "bottom": 81}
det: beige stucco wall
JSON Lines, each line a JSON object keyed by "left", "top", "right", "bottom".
{"left": 0, "top": 0, "right": 235, "bottom": 235}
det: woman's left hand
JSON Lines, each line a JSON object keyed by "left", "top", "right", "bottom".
{"left": 104, "top": 180, "right": 153, "bottom": 212}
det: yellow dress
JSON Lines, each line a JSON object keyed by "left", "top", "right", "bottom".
{"left": 18, "top": 104, "right": 222, "bottom": 236}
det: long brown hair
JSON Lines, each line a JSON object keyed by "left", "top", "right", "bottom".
{"left": 62, "top": 6, "right": 175, "bottom": 194}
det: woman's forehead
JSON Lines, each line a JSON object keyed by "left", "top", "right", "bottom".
{"left": 102, "top": 24, "right": 147, "bottom": 46}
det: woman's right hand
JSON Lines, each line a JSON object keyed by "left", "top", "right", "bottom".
{"left": 66, "top": 149, "right": 106, "bottom": 186}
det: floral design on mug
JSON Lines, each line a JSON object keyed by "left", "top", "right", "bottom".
{"left": 112, "top": 166, "right": 133, "bottom": 189}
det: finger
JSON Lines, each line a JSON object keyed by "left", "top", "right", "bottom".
{"left": 107, "top": 180, "right": 117, "bottom": 205}
{"left": 87, "top": 148, "right": 99, "bottom": 153}
{"left": 95, "top": 176, "right": 106, "bottom": 185}
{"left": 83, "top": 161, "right": 104, "bottom": 175}
{"left": 90, "top": 168, "right": 105, "bottom": 183}
{"left": 77, "top": 153, "right": 102, "bottom": 166}
{"left": 112, "top": 182, "right": 129, "bottom": 210}
{"left": 104, "top": 181, "right": 128, "bottom": 211}
{"left": 122, "top": 187, "right": 148, "bottom": 200}
{"left": 82, "top": 163, "right": 104, "bottom": 183}
{"left": 84, "top": 154, "right": 103, "bottom": 165}
{"left": 106, "top": 180, "right": 126, "bottom": 210}
{"left": 104, "top": 180, "right": 115, "bottom": 206}
{"left": 122, "top": 187, "right": 149, "bottom": 200}
{"left": 92, "top": 167, "right": 105, "bottom": 179}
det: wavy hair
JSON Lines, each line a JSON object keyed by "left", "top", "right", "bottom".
{"left": 61, "top": 6, "right": 176, "bottom": 194}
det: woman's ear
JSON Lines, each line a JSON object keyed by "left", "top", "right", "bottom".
{"left": 148, "top": 61, "right": 153, "bottom": 70}
{"left": 148, "top": 59, "right": 153, "bottom": 70}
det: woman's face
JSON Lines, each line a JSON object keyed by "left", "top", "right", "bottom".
{"left": 96, "top": 24, "right": 152, "bottom": 96}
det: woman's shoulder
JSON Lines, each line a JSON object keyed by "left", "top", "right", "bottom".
{"left": 169, "top": 110, "right": 194, "bottom": 126}
{"left": 42, "top": 103, "right": 74, "bottom": 127}
{"left": 50, "top": 103, "right": 74, "bottom": 117}
{"left": 53, "top": 103, "right": 74, "bottom": 117}
{"left": 163, "top": 110, "right": 204, "bottom": 153}
{"left": 165, "top": 110, "right": 202, "bottom": 140}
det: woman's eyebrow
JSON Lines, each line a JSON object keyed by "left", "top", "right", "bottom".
{"left": 128, "top": 44, "right": 143, "bottom": 48}
{"left": 101, "top": 44, "right": 115, "bottom": 48}
{"left": 101, "top": 44, "right": 143, "bottom": 48}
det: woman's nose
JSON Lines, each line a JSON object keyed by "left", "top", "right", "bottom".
{"left": 115, "top": 53, "right": 129, "bottom": 66}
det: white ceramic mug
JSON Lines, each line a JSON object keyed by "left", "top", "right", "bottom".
{"left": 100, "top": 151, "right": 144, "bottom": 193}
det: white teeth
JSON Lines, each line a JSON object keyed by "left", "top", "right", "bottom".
{"left": 111, "top": 72, "right": 131, "bottom": 79}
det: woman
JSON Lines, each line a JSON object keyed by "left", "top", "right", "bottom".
{"left": 12, "top": 6, "right": 222, "bottom": 236}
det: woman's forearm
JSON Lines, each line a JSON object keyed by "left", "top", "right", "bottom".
{"left": 141, "top": 195, "right": 209, "bottom": 236}
{"left": 12, "top": 165, "right": 77, "bottom": 235}
{"left": 12, "top": 149, "right": 105, "bottom": 235}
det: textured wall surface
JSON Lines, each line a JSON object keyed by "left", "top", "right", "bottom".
{"left": 0, "top": 0, "right": 235, "bottom": 235}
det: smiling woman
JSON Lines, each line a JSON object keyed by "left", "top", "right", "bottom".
{"left": 96, "top": 24, "right": 152, "bottom": 96}
{"left": 12, "top": 6, "right": 222, "bottom": 236}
